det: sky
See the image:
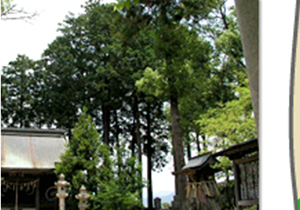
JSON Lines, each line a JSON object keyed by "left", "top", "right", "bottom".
{"left": 0, "top": 0, "right": 90, "bottom": 68}
{"left": 0, "top": 0, "right": 297, "bottom": 208}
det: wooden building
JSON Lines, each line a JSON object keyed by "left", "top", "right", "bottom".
{"left": 173, "top": 153, "right": 223, "bottom": 210}
{"left": 1, "top": 128, "right": 66, "bottom": 210}
{"left": 214, "top": 138, "right": 259, "bottom": 210}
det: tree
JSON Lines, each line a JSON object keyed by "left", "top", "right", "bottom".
{"left": 198, "top": 78, "right": 256, "bottom": 150}
{"left": 115, "top": 2, "right": 224, "bottom": 208}
{"left": 55, "top": 108, "right": 144, "bottom": 210}
{"left": 183, "top": 3, "right": 248, "bottom": 155}
{"left": 136, "top": 26, "right": 213, "bottom": 209}
{"left": 197, "top": 78, "right": 256, "bottom": 182}
{"left": 1, "top": 55, "right": 37, "bottom": 127}
{"left": 40, "top": 4, "right": 125, "bottom": 138}
{"left": 55, "top": 108, "right": 110, "bottom": 209}
{"left": 40, "top": 3, "right": 169, "bottom": 208}
{"left": 115, "top": 0, "right": 259, "bottom": 140}
{"left": 162, "top": 202, "right": 171, "bottom": 209}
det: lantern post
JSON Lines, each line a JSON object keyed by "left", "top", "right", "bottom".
{"left": 75, "top": 185, "right": 90, "bottom": 210}
{"left": 55, "top": 174, "right": 70, "bottom": 210}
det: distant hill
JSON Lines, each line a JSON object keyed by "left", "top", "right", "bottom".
{"left": 143, "top": 191, "right": 175, "bottom": 207}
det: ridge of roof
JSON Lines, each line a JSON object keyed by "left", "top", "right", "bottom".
{"left": 1, "top": 128, "right": 66, "bottom": 137}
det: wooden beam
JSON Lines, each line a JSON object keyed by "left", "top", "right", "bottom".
{"left": 234, "top": 153, "right": 259, "bottom": 165}
{"left": 233, "top": 163, "right": 242, "bottom": 210}
{"left": 238, "top": 199, "right": 259, "bottom": 206}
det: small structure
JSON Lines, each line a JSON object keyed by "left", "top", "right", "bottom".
{"left": 75, "top": 185, "right": 90, "bottom": 210}
{"left": 154, "top": 197, "right": 161, "bottom": 210}
{"left": 55, "top": 174, "right": 70, "bottom": 210}
{"left": 1, "top": 128, "right": 66, "bottom": 210}
{"left": 214, "top": 138, "right": 259, "bottom": 210}
{"left": 173, "top": 153, "right": 223, "bottom": 210}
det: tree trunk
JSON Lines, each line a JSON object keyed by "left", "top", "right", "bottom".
{"left": 170, "top": 96, "right": 187, "bottom": 210}
{"left": 195, "top": 132, "right": 201, "bottom": 153}
{"left": 201, "top": 135, "right": 207, "bottom": 153}
{"left": 133, "top": 96, "right": 143, "bottom": 203}
{"left": 146, "top": 103, "right": 153, "bottom": 210}
{"left": 102, "top": 104, "right": 110, "bottom": 145}
{"left": 114, "top": 109, "right": 121, "bottom": 176}
{"left": 187, "top": 141, "right": 191, "bottom": 160}
{"left": 134, "top": 97, "right": 142, "bottom": 164}
{"left": 234, "top": 0, "right": 259, "bottom": 138}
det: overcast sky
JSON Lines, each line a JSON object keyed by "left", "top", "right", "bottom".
{"left": 1, "top": 0, "right": 89, "bottom": 68}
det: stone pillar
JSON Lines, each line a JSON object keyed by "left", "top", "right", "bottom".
{"left": 55, "top": 174, "right": 70, "bottom": 210}
{"left": 75, "top": 185, "right": 90, "bottom": 210}
{"left": 154, "top": 197, "right": 161, "bottom": 210}
{"left": 235, "top": 0, "right": 259, "bottom": 137}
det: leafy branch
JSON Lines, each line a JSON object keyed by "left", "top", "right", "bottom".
{"left": 1, "top": 0, "right": 37, "bottom": 21}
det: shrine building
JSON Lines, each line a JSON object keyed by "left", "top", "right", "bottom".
{"left": 1, "top": 128, "right": 66, "bottom": 210}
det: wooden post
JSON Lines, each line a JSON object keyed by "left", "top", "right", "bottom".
{"left": 35, "top": 178, "right": 40, "bottom": 210}
{"left": 14, "top": 179, "right": 18, "bottom": 210}
{"left": 233, "top": 163, "right": 242, "bottom": 210}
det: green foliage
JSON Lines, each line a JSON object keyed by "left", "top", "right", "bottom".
{"left": 41, "top": 3, "right": 125, "bottom": 133}
{"left": 95, "top": 144, "right": 144, "bottom": 210}
{"left": 197, "top": 78, "right": 256, "bottom": 151}
{"left": 217, "top": 180, "right": 235, "bottom": 209}
{"left": 55, "top": 109, "right": 144, "bottom": 210}
{"left": 162, "top": 202, "right": 171, "bottom": 209}
{"left": 197, "top": 78, "right": 256, "bottom": 179}
{"left": 95, "top": 153, "right": 144, "bottom": 210}
{"left": 135, "top": 67, "right": 166, "bottom": 99}
{"left": 132, "top": 2, "right": 218, "bottom": 208}
{"left": 114, "top": 0, "right": 217, "bottom": 23}
{"left": 55, "top": 108, "right": 109, "bottom": 208}
{"left": 1, "top": 0, "right": 11, "bottom": 14}
{"left": 96, "top": 181, "right": 141, "bottom": 210}
{"left": 236, "top": 205, "right": 257, "bottom": 210}
{"left": 1, "top": 55, "right": 38, "bottom": 127}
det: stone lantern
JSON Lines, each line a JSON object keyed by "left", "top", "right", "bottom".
{"left": 154, "top": 197, "right": 162, "bottom": 210}
{"left": 75, "top": 185, "right": 90, "bottom": 210}
{"left": 55, "top": 174, "right": 70, "bottom": 210}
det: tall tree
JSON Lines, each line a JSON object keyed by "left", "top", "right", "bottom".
{"left": 40, "top": 3, "right": 169, "bottom": 207}
{"left": 41, "top": 4, "right": 125, "bottom": 138}
{"left": 197, "top": 78, "right": 256, "bottom": 150}
{"left": 178, "top": 2, "right": 248, "bottom": 157}
{"left": 1, "top": 55, "right": 36, "bottom": 127}
{"left": 136, "top": 27, "right": 213, "bottom": 209}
